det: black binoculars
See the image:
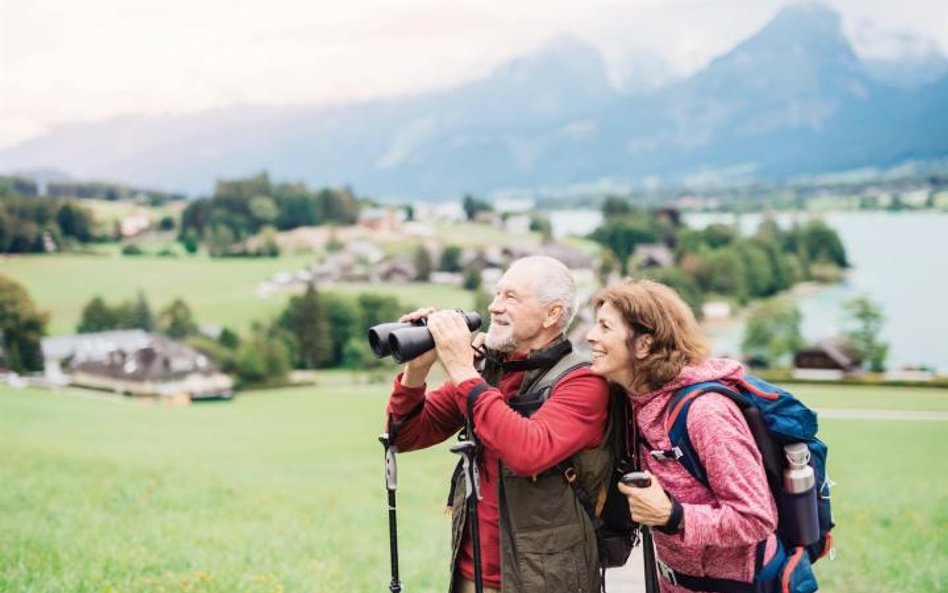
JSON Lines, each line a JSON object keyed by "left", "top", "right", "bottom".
{"left": 368, "top": 311, "right": 482, "bottom": 364}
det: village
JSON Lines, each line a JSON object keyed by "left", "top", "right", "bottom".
{"left": 10, "top": 198, "right": 937, "bottom": 406}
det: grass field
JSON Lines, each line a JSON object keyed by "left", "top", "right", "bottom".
{"left": 0, "top": 254, "right": 474, "bottom": 336}
{"left": 1, "top": 382, "right": 946, "bottom": 593}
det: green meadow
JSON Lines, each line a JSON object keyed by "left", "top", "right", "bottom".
{"left": 1, "top": 382, "right": 946, "bottom": 593}
{"left": 0, "top": 253, "right": 474, "bottom": 336}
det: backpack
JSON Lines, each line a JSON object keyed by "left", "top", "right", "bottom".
{"left": 652, "top": 375, "right": 834, "bottom": 593}
{"left": 509, "top": 359, "right": 640, "bottom": 571}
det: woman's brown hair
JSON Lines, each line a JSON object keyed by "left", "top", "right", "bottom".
{"left": 592, "top": 278, "right": 710, "bottom": 393}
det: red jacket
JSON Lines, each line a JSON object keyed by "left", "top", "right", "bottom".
{"left": 632, "top": 358, "right": 779, "bottom": 593}
{"left": 387, "top": 364, "right": 609, "bottom": 589}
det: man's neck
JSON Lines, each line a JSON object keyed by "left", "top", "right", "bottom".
{"left": 513, "top": 333, "right": 564, "bottom": 357}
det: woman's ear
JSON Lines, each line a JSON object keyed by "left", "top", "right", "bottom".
{"left": 635, "top": 334, "right": 653, "bottom": 360}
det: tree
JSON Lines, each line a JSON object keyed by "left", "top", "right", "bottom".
{"left": 280, "top": 283, "right": 333, "bottom": 369}
{"left": 843, "top": 295, "right": 888, "bottom": 372}
{"left": 218, "top": 327, "right": 240, "bottom": 349}
{"left": 323, "top": 294, "right": 362, "bottom": 366}
{"left": 800, "top": 220, "right": 848, "bottom": 268}
{"left": 159, "top": 298, "right": 198, "bottom": 338}
{"left": 413, "top": 245, "right": 432, "bottom": 281}
{"left": 206, "top": 224, "right": 236, "bottom": 257}
{"left": 589, "top": 217, "right": 658, "bottom": 275}
{"left": 78, "top": 296, "right": 119, "bottom": 333}
{"left": 248, "top": 195, "right": 279, "bottom": 227}
{"left": 706, "top": 247, "right": 749, "bottom": 302}
{"left": 256, "top": 225, "right": 281, "bottom": 257}
{"left": 129, "top": 291, "right": 154, "bottom": 331}
{"left": 741, "top": 299, "right": 804, "bottom": 368}
{"left": 0, "top": 275, "right": 48, "bottom": 372}
{"left": 643, "top": 268, "right": 704, "bottom": 319}
{"left": 702, "top": 224, "right": 737, "bottom": 249}
{"left": 734, "top": 242, "right": 774, "bottom": 299}
{"left": 236, "top": 344, "right": 267, "bottom": 383}
{"left": 440, "top": 245, "right": 463, "bottom": 273}
{"left": 601, "top": 196, "right": 632, "bottom": 217}
{"left": 158, "top": 215, "right": 176, "bottom": 231}
{"left": 357, "top": 294, "right": 404, "bottom": 330}
{"left": 529, "top": 215, "right": 554, "bottom": 244}
{"left": 462, "top": 194, "right": 493, "bottom": 221}
{"left": 463, "top": 265, "right": 482, "bottom": 291}
{"left": 181, "top": 228, "right": 200, "bottom": 255}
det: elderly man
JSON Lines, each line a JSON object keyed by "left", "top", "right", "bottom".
{"left": 384, "top": 255, "right": 611, "bottom": 593}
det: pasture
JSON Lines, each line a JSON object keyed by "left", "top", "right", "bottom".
{"left": 1, "top": 382, "right": 945, "bottom": 593}
{"left": 0, "top": 253, "right": 474, "bottom": 336}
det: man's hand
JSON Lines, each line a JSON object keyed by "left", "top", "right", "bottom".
{"left": 427, "top": 310, "right": 480, "bottom": 385}
{"left": 399, "top": 307, "right": 438, "bottom": 388}
{"left": 617, "top": 470, "right": 674, "bottom": 527}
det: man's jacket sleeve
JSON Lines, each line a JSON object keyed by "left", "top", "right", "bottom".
{"left": 385, "top": 374, "right": 464, "bottom": 451}
{"left": 454, "top": 368, "right": 609, "bottom": 476}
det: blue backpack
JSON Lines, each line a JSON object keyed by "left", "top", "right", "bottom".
{"left": 652, "top": 375, "right": 834, "bottom": 593}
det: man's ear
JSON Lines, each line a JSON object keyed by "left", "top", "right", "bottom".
{"left": 543, "top": 304, "right": 564, "bottom": 329}
{"left": 635, "top": 334, "right": 653, "bottom": 360}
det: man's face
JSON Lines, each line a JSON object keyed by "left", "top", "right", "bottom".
{"left": 485, "top": 265, "right": 549, "bottom": 353}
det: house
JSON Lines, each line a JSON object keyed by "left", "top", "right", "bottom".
{"left": 632, "top": 243, "right": 675, "bottom": 269}
{"left": 792, "top": 337, "right": 864, "bottom": 380}
{"left": 358, "top": 207, "right": 405, "bottom": 233}
{"left": 119, "top": 211, "right": 152, "bottom": 238}
{"left": 501, "top": 244, "right": 597, "bottom": 270}
{"left": 42, "top": 330, "right": 152, "bottom": 384}
{"left": 373, "top": 259, "right": 417, "bottom": 284}
{"left": 41, "top": 331, "right": 233, "bottom": 401}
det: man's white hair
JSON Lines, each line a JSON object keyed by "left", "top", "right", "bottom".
{"left": 509, "top": 255, "right": 577, "bottom": 332}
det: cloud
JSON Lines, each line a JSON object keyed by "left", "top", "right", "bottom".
{"left": 1, "top": 0, "right": 945, "bottom": 149}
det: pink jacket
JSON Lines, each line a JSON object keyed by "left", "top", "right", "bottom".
{"left": 632, "top": 358, "right": 779, "bottom": 593}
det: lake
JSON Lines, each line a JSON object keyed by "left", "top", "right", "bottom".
{"left": 549, "top": 209, "right": 948, "bottom": 372}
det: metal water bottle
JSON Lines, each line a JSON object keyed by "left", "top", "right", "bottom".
{"left": 780, "top": 443, "right": 820, "bottom": 547}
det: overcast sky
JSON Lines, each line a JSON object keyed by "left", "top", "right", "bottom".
{"left": 1, "top": 0, "right": 946, "bottom": 149}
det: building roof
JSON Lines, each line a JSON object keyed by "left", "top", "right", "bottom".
{"left": 42, "top": 330, "right": 151, "bottom": 362}
{"left": 633, "top": 243, "right": 675, "bottom": 268}
{"left": 71, "top": 334, "right": 220, "bottom": 382}
{"left": 795, "top": 337, "right": 864, "bottom": 371}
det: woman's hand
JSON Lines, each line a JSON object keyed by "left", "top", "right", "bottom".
{"left": 426, "top": 310, "right": 480, "bottom": 385}
{"left": 617, "top": 471, "right": 674, "bottom": 527}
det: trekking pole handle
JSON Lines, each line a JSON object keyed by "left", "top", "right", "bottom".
{"left": 450, "top": 441, "right": 482, "bottom": 501}
{"left": 620, "top": 471, "right": 652, "bottom": 488}
{"left": 379, "top": 433, "right": 398, "bottom": 491}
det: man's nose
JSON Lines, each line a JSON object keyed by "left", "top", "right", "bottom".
{"left": 488, "top": 296, "right": 503, "bottom": 313}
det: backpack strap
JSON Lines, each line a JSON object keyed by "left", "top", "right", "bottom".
{"left": 652, "top": 381, "right": 742, "bottom": 489}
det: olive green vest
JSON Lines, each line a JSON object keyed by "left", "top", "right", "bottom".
{"left": 447, "top": 341, "right": 612, "bottom": 593}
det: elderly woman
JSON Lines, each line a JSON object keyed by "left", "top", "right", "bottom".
{"left": 586, "top": 279, "right": 781, "bottom": 593}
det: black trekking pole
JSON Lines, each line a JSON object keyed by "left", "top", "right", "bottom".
{"left": 621, "top": 472, "right": 660, "bottom": 593}
{"left": 450, "top": 439, "right": 484, "bottom": 593}
{"left": 379, "top": 432, "right": 402, "bottom": 593}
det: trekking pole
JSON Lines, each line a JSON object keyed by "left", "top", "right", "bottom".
{"left": 621, "top": 472, "right": 660, "bottom": 593}
{"left": 379, "top": 432, "right": 402, "bottom": 593}
{"left": 450, "top": 439, "right": 484, "bottom": 593}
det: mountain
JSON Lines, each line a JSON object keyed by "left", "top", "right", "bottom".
{"left": 1, "top": 3, "right": 946, "bottom": 198}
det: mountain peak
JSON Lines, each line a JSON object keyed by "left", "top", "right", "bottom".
{"left": 746, "top": 2, "right": 849, "bottom": 53}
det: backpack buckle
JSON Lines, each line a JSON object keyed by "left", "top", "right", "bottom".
{"left": 563, "top": 466, "right": 578, "bottom": 483}
{"left": 650, "top": 446, "right": 683, "bottom": 461}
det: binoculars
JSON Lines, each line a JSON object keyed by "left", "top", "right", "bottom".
{"left": 368, "top": 311, "right": 482, "bottom": 364}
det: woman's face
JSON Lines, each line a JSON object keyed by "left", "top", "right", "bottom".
{"left": 587, "top": 301, "right": 634, "bottom": 386}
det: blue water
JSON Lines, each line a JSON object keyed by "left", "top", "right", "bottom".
{"left": 549, "top": 209, "right": 948, "bottom": 372}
